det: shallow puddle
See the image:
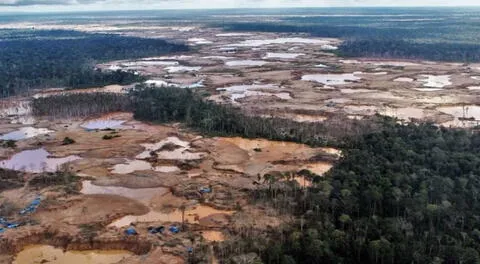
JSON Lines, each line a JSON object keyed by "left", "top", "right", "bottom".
{"left": 0, "top": 127, "right": 53, "bottom": 140}
{"left": 0, "top": 148, "right": 80, "bottom": 173}
{"left": 437, "top": 105, "right": 480, "bottom": 120}
{"left": 111, "top": 160, "right": 153, "bottom": 174}
{"left": 81, "top": 120, "right": 125, "bottom": 130}
{"left": 109, "top": 205, "right": 234, "bottom": 228}
{"left": 13, "top": 245, "right": 133, "bottom": 264}
{"left": 81, "top": 180, "right": 169, "bottom": 204}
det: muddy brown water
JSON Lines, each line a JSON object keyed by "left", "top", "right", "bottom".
{"left": 13, "top": 245, "right": 132, "bottom": 264}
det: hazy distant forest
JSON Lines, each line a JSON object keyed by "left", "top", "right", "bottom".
{"left": 220, "top": 8, "right": 480, "bottom": 62}
{"left": 0, "top": 30, "right": 189, "bottom": 97}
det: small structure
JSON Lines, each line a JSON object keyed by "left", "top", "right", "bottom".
{"left": 199, "top": 187, "right": 212, "bottom": 194}
{"left": 19, "top": 196, "right": 41, "bottom": 215}
{"left": 125, "top": 226, "right": 138, "bottom": 236}
{"left": 148, "top": 226, "right": 165, "bottom": 234}
{"left": 169, "top": 225, "right": 180, "bottom": 234}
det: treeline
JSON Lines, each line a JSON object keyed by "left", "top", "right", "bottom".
{"left": 0, "top": 30, "right": 189, "bottom": 97}
{"left": 339, "top": 39, "right": 480, "bottom": 62}
{"left": 227, "top": 120, "right": 480, "bottom": 264}
{"left": 32, "top": 93, "right": 132, "bottom": 118}
{"left": 131, "top": 85, "right": 377, "bottom": 147}
{"left": 31, "top": 85, "right": 378, "bottom": 146}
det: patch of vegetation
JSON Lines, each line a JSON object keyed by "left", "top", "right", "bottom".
{"left": 0, "top": 200, "right": 18, "bottom": 217}
{"left": 0, "top": 30, "right": 189, "bottom": 97}
{"left": 79, "top": 223, "right": 101, "bottom": 241}
{"left": 102, "top": 134, "right": 121, "bottom": 140}
{"left": 0, "top": 168, "right": 25, "bottom": 192}
{"left": 29, "top": 168, "right": 80, "bottom": 193}
{"left": 62, "top": 137, "right": 75, "bottom": 145}
{"left": 32, "top": 92, "right": 132, "bottom": 118}
{"left": 158, "top": 142, "right": 182, "bottom": 152}
{"left": 232, "top": 119, "right": 480, "bottom": 264}
{"left": 0, "top": 140, "right": 16, "bottom": 148}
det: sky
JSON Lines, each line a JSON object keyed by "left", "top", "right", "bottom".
{"left": 0, "top": 0, "right": 479, "bottom": 12}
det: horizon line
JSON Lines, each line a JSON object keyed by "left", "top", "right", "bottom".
{"left": 1, "top": 6, "right": 480, "bottom": 14}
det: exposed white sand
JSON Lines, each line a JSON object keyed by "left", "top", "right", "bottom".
{"left": 302, "top": 73, "right": 361, "bottom": 85}
{"left": 81, "top": 120, "right": 125, "bottom": 130}
{"left": 145, "top": 80, "right": 179, "bottom": 87}
{"left": 394, "top": 77, "right": 414, "bottom": 82}
{"left": 217, "top": 84, "right": 278, "bottom": 93}
{"left": 320, "top": 44, "right": 338, "bottom": 50}
{"left": 165, "top": 66, "right": 202, "bottom": 73}
{"left": 121, "top": 61, "right": 179, "bottom": 67}
{"left": 226, "top": 37, "right": 332, "bottom": 47}
{"left": 136, "top": 137, "right": 205, "bottom": 161}
{"left": 263, "top": 52, "right": 305, "bottom": 59}
{"left": 418, "top": 75, "right": 451, "bottom": 88}
{"left": 226, "top": 60, "right": 268, "bottom": 67}
{"left": 372, "top": 61, "right": 420, "bottom": 67}
{"left": 216, "top": 33, "right": 253, "bottom": 37}
{"left": 155, "top": 166, "right": 180, "bottom": 173}
{"left": 438, "top": 105, "right": 480, "bottom": 120}
{"left": 188, "top": 38, "right": 213, "bottom": 45}
{"left": 202, "top": 56, "right": 235, "bottom": 60}
{"left": 414, "top": 88, "right": 443, "bottom": 92}
{"left": 382, "top": 107, "right": 427, "bottom": 120}
{"left": 111, "top": 160, "right": 153, "bottom": 174}
{"left": 231, "top": 91, "right": 292, "bottom": 102}
{"left": 340, "top": 89, "right": 377, "bottom": 94}
{"left": 217, "top": 84, "right": 288, "bottom": 102}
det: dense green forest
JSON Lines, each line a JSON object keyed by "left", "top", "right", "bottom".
{"left": 32, "top": 93, "right": 131, "bottom": 118}
{"left": 0, "top": 30, "right": 189, "bottom": 97}
{"left": 130, "top": 85, "right": 377, "bottom": 146}
{"left": 215, "top": 119, "right": 480, "bottom": 264}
